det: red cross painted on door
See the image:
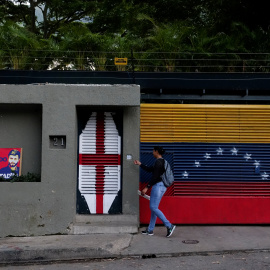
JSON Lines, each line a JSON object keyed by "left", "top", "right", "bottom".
{"left": 78, "top": 112, "right": 121, "bottom": 214}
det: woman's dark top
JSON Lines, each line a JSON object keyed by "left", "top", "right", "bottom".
{"left": 140, "top": 158, "right": 165, "bottom": 188}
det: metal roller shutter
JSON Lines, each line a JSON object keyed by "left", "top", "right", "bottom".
{"left": 79, "top": 112, "right": 121, "bottom": 214}
{"left": 140, "top": 104, "right": 270, "bottom": 224}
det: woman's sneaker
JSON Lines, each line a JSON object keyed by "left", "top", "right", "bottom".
{"left": 166, "top": 225, "right": 176, "bottom": 237}
{"left": 141, "top": 229, "right": 154, "bottom": 236}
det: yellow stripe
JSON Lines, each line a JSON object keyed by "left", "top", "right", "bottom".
{"left": 140, "top": 104, "right": 270, "bottom": 143}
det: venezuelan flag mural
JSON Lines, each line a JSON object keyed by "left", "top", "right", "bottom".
{"left": 140, "top": 104, "right": 270, "bottom": 224}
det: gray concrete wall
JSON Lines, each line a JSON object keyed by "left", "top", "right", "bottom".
{"left": 122, "top": 107, "right": 140, "bottom": 215}
{"left": 0, "top": 84, "right": 140, "bottom": 237}
{"left": 0, "top": 104, "right": 42, "bottom": 175}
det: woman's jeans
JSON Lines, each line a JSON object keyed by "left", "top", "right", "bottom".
{"left": 148, "top": 181, "right": 171, "bottom": 232}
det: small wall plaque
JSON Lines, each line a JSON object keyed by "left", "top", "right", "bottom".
{"left": 127, "top": 154, "right": 133, "bottom": 160}
{"left": 49, "top": 136, "right": 66, "bottom": 149}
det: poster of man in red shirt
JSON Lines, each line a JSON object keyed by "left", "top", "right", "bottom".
{"left": 0, "top": 148, "right": 22, "bottom": 180}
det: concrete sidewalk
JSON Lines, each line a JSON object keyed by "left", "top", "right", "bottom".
{"left": 1, "top": 226, "right": 270, "bottom": 265}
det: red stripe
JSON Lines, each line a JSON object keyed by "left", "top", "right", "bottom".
{"left": 96, "top": 113, "right": 104, "bottom": 213}
{"left": 118, "top": 154, "right": 121, "bottom": 165}
{"left": 140, "top": 196, "right": 270, "bottom": 224}
{"left": 174, "top": 181, "right": 270, "bottom": 196}
{"left": 79, "top": 154, "right": 121, "bottom": 165}
{"left": 79, "top": 153, "right": 82, "bottom": 164}
{"left": 96, "top": 195, "right": 103, "bottom": 213}
{"left": 96, "top": 113, "right": 104, "bottom": 155}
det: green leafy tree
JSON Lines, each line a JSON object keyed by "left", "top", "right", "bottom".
{"left": 138, "top": 15, "right": 193, "bottom": 71}
{"left": 0, "top": 21, "right": 39, "bottom": 69}
{"left": 1, "top": 0, "right": 97, "bottom": 38}
{"left": 0, "top": 0, "right": 270, "bottom": 71}
{"left": 58, "top": 22, "right": 114, "bottom": 70}
{"left": 199, "top": 0, "right": 270, "bottom": 33}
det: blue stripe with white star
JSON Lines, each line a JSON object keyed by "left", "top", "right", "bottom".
{"left": 140, "top": 143, "right": 270, "bottom": 183}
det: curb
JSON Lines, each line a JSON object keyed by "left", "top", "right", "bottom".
{"left": 1, "top": 248, "right": 270, "bottom": 266}
{"left": 0, "top": 247, "right": 116, "bottom": 265}
{"left": 126, "top": 248, "right": 270, "bottom": 259}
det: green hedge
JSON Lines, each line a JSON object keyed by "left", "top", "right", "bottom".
{"left": 0, "top": 172, "right": 41, "bottom": 182}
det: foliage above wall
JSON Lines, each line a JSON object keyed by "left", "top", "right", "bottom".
{"left": 0, "top": 0, "right": 270, "bottom": 71}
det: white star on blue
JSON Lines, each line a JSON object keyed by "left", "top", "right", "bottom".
{"left": 261, "top": 172, "right": 269, "bottom": 180}
{"left": 231, "top": 147, "right": 238, "bottom": 155}
{"left": 194, "top": 161, "right": 201, "bottom": 167}
{"left": 253, "top": 160, "right": 260, "bottom": 168}
{"left": 204, "top": 153, "right": 211, "bottom": 160}
{"left": 182, "top": 171, "right": 189, "bottom": 179}
{"left": 216, "top": 147, "right": 224, "bottom": 155}
{"left": 244, "top": 153, "right": 252, "bottom": 161}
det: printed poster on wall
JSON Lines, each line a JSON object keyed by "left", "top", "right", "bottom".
{"left": 0, "top": 148, "right": 22, "bottom": 180}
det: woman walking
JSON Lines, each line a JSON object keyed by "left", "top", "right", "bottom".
{"left": 134, "top": 146, "right": 176, "bottom": 237}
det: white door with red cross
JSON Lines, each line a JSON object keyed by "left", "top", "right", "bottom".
{"left": 78, "top": 112, "right": 121, "bottom": 214}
